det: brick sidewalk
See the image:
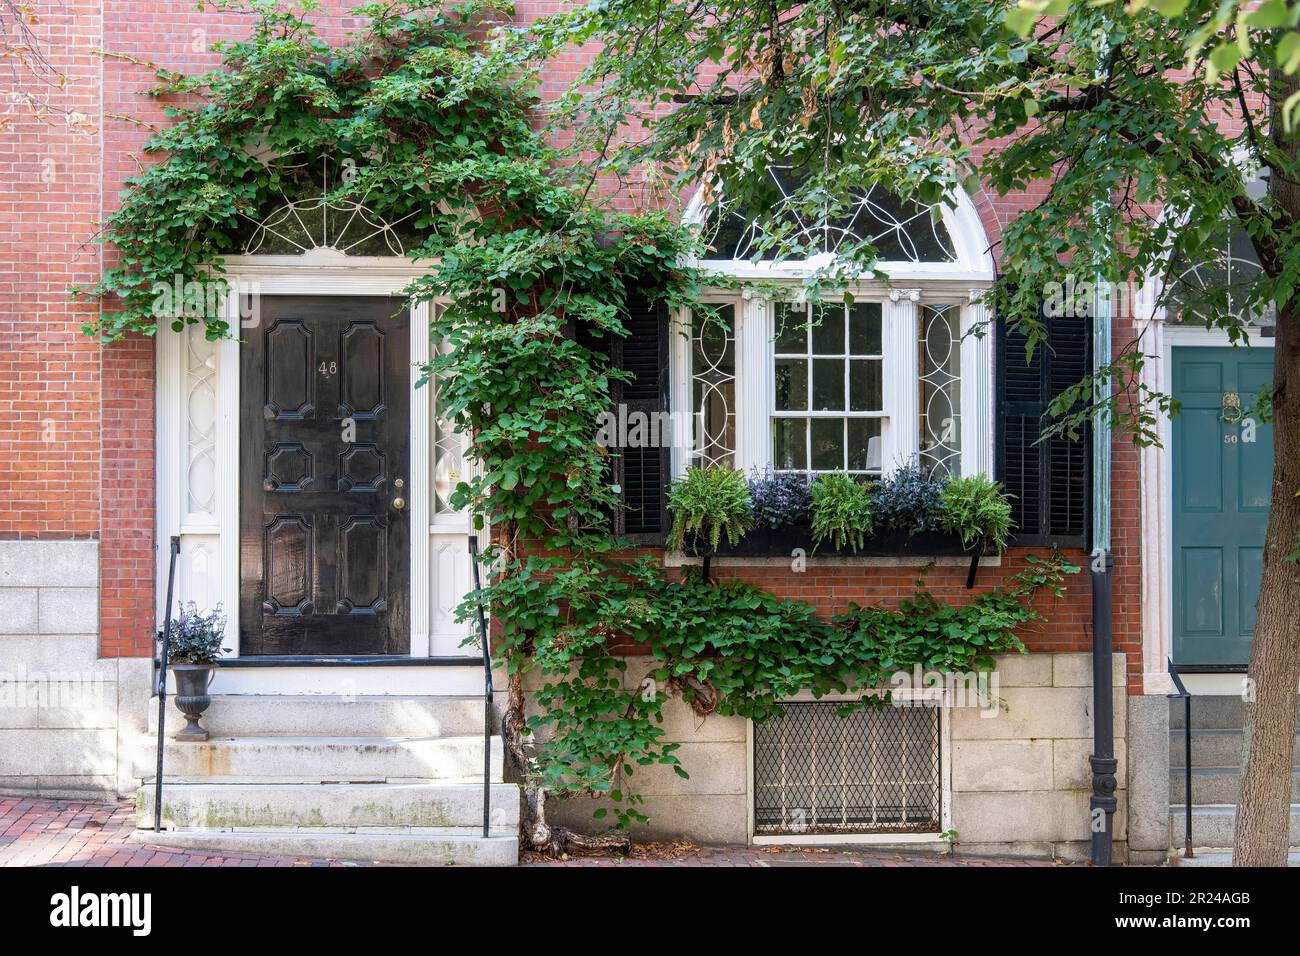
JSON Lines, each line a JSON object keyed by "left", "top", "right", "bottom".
{"left": 0, "top": 796, "right": 368, "bottom": 867}
{"left": 1, "top": 795, "right": 1068, "bottom": 868}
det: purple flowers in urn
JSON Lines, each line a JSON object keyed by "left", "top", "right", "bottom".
{"left": 161, "top": 602, "right": 228, "bottom": 742}
{"left": 164, "top": 602, "right": 228, "bottom": 664}
{"left": 747, "top": 467, "right": 811, "bottom": 528}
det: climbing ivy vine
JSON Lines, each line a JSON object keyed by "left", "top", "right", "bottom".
{"left": 88, "top": 0, "right": 1079, "bottom": 858}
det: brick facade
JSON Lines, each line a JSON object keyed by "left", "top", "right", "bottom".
{"left": 0, "top": 0, "right": 103, "bottom": 542}
{"left": 0, "top": 1, "right": 1141, "bottom": 681}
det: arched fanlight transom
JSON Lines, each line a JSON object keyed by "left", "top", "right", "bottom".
{"left": 1168, "top": 221, "right": 1273, "bottom": 329}
{"left": 235, "top": 155, "right": 426, "bottom": 257}
{"left": 703, "top": 164, "right": 957, "bottom": 265}
{"left": 1166, "top": 164, "right": 1274, "bottom": 330}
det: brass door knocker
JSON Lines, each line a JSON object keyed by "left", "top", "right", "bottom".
{"left": 1221, "top": 390, "right": 1243, "bottom": 424}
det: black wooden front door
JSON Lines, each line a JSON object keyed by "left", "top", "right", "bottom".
{"left": 240, "top": 296, "right": 410, "bottom": 656}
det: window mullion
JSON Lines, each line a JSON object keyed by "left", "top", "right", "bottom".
{"left": 843, "top": 310, "right": 851, "bottom": 471}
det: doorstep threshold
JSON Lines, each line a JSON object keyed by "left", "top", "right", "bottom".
{"left": 1171, "top": 663, "right": 1248, "bottom": 674}
{"left": 214, "top": 655, "right": 481, "bottom": 668}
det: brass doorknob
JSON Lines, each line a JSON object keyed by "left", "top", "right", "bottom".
{"left": 392, "top": 497, "right": 406, "bottom": 511}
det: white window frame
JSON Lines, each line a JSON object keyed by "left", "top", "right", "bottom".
{"left": 672, "top": 285, "right": 995, "bottom": 480}
{"left": 766, "top": 298, "right": 888, "bottom": 476}
{"left": 675, "top": 188, "right": 996, "bottom": 481}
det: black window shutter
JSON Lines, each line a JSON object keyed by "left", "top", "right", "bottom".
{"left": 573, "top": 316, "right": 617, "bottom": 534}
{"left": 574, "top": 291, "right": 670, "bottom": 544}
{"left": 616, "top": 293, "right": 671, "bottom": 543}
{"left": 996, "top": 305, "right": 1091, "bottom": 549}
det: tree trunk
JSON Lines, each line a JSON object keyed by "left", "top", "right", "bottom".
{"left": 1233, "top": 299, "right": 1300, "bottom": 866}
{"left": 1234, "top": 75, "right": 1300, "bottom": 864}
{"left": 502, "top": 667, "right": 632, "bottom": 858}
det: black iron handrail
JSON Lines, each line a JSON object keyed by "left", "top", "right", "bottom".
{"left": 1167, "top": 658, "right": 1193, "bottom": 858}
{"left": 468, "top": 536, "right": 492, "bottom": 840}
{"left": 152, "top": 535, "right": 181, "bottom": 832}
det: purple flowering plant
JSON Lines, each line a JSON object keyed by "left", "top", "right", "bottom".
{"left": 871, "top": 461, "right": 947, "bottom": 536}
{"left": 747, "top": 467, "right": 812, "bottom": 528}
{"left": 162, "top": 602, "right": 229, "bottom": 664}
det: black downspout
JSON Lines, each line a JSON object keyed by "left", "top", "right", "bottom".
{"left": 1090, "top": 549, "right": 1117, "bottom": 867}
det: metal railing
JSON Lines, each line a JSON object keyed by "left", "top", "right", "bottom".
{"left": 151, "top": 535, "right": 181, "bottom": 832}
{"left": 468, "top": 536, "right": 493, "bottom": 840}
{"left": 1168, "top": 658, "right": 1193, "bottom": 858}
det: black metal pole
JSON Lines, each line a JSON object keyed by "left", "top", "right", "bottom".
{"left": 1090, "top": 550, "right": 1117, "bottom": 866}
{"left": 153, "top": 535, "right": 181, "bottom": 832}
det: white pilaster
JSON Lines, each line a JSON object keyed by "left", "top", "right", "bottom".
{"left": 961, "top": 288, "right": 995, "bottom": 477}
{"left": 736, "top": 291, "right": 771, "bottom": 473}
{"left": 217, "top": 294, "right": 241, "bottom": 657}
{"left": 409, "top": 300, "right": 431, "bottom": 657}
{"left": 1139, "top": 315, "right": 1174, "bottom": 694}
{"left": 884, "top": 289, "right": 921, "bottom": 475}
{"left": 669, "top": 305, "right": 693, "bottom": 478}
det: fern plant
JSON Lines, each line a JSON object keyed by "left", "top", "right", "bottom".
{"left": 939, "top": 474, "right": 1014, "bottom": 550}
{"left": 667, "top": 466, "right": 755, "bottom": 553}
{"left": 810, "top": 472, "right": 874, "bottom": 552}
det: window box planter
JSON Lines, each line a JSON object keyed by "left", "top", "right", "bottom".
{"left": 683, "top": 524, "right": 995, "bottom": 559}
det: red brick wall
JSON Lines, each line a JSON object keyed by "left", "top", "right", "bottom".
{"left": 0, "top": 0, "right": 103, "bottom": 540}
{"left": 1, "top": 1, "right": 1144, "bottom": 677}
{"left": 99, "top": 337, "right": 154, "bottom": 657}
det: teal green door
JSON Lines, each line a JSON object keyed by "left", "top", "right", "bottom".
{"left": 1172, "top": 346, "right": 1274, "bottom": 666}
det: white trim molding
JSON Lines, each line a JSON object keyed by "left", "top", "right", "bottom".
{"left": 155, "top": 256, "right": 469, "bottom": 688}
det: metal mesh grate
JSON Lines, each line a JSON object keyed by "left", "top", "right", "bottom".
{"left": 753, "top": 701, "right": 941, "bottom": 835}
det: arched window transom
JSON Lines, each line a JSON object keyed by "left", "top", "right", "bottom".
{"left": 703, "top": 165, "right": 957, "bottom": 265}
{"left": 234, "top": 155, "right": 425, "bottom": 257}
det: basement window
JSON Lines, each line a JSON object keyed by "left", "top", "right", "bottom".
{"left": 752, "top": 701, "right": 941, "bottom": 836}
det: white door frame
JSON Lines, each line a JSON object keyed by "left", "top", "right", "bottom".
{"left": 155, "top": 252, "right": 455, "bottom": 673}
{"left": 1137, "top": 317, "right": 1274, "bottom": 694}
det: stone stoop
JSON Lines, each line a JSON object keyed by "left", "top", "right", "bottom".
{"left": 132, "top": 694, "right": 519, "bottom": 866}
{"left": 1168, "top": 695, "right": 1300, "bottom": 861}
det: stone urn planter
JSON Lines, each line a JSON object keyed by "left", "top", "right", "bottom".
{"left": 160, "top": 602, "right": 228, "bottom": 742}
{"left": 170, "top": 663, "right": 216, "bottom": 742}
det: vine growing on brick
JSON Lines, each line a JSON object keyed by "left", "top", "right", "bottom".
{"left": 89, "top": 0, "right": 1079, "bottom": 859}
